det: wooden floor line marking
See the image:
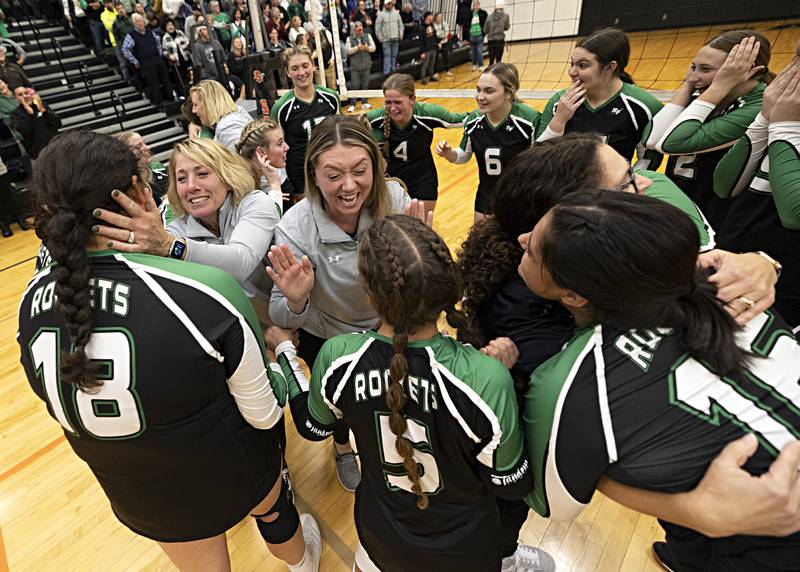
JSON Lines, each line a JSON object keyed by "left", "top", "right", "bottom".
{"left": 0, "top": 436, "right": 66, "bottom": 483}
{"left": 294, "top": 490, "right": 356, "bottom": 567}
{"left": 0, "top": 256, "right": 35, "bottom": 274}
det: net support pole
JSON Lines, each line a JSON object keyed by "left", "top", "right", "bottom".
{"left": 307, "top": 1, "right": 327, "bottom": 88}
{"left": 248, "top": 0, "right": 265, "bottom": 52}
{"left": 326, "top": 0, "right": 348, "bottom": 98}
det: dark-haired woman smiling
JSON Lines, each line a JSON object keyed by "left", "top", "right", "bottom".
{"left": 535, "top": 28, "right": 663, "bottom": 170}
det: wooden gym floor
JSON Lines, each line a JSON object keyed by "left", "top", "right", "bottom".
{"left": 1, "top": 20, "right": 798, "bottom": 571}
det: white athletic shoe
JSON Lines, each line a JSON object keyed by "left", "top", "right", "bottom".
{"left": 446, "top": 71, "right": 454, "bottom": 76}
{"left": 362, "top": 102, "right": 372, "bottom": 109}
{"left": 299, "top": 513, "right": 322, "bottom": 572}
{"left": 347, "top": 105, "right": 356, "bottom": 112}
{"left": 501, "top": 544, "right": 556, "bottom": 572}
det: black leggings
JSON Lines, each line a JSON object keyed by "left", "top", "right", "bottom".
{"left": 298, "top": 328, "right": 352, "bottom": 445}
{"left": 487, "top": 40, "right": 504, "bottom": 65}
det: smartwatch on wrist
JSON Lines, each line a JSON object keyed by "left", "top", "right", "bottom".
{"left": 169, "top": 238, "right": 187, "bottom": 260}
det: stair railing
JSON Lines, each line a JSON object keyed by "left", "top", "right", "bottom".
{"left": 109, "top": 90, "right": 126, "bottom": 131}
{"left": 50, "top": 37, "right": 74, "bottom": 88}
{"left": 77, "top": 62, "right": 102, "bottom": 117}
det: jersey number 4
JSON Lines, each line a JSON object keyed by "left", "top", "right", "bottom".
{"left": 377, "top": 413, "right": 442, "bottom": 495}
{"left": 29, "top": 328, "right": 145, "bottom": 439}
{"left": 393, "top": 141, "right": 409, "bottom": 162}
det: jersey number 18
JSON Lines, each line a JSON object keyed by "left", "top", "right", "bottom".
{"left": 29, "top": 328, "right": 145, "bottom": 440}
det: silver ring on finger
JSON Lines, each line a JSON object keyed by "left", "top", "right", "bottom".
{"left": 127, "top": 231, "right": 135, "bottom": 244}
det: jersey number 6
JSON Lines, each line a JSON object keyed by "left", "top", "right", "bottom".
{"left": 29, "top": 328, "right": 145, "bottom": 440}
{"left": 485, "top": 148, "right": 502, "bottom": 176}
{"left": 377, "top": 413, "right": 442, "bottom": 495}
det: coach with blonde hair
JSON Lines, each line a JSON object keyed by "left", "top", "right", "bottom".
{"left": 188, "top": 79, "right": 254, "bottom": 151}
{"left": 93, "top": 138, "right": 278, "bottom": 300}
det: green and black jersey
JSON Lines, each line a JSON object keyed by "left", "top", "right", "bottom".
{"left": 639, "top": 169, "right": 715, "bottom": 251}
{"left": 279, "top": 331, "right": 531, "bottom": 571}
{"left": 459, "top": 101, "right": 539, "bottom": 213}
{"left": 270, "top": 86, "right": 340, "bottom": 194}
{"left": 524, "top": 311, "right": 800, "bottom": 569}
{"left": 714, "top": 115, "right": 800, "bottom": 327}
{"left": 149, "top": 160, "right": 169, "bottom": 198}
{"left": 537, "top": 82, "right": 663, "bottom": 169}
{"left": 650, "top": 83, "right": 765, "bottom": 230}
{"left": 17, "top": 252, "right": 287, "bottom": 542}
{"left": 368, "top": 103, "right": 465, "bottom": 201}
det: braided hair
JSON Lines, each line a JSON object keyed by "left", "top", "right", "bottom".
{"left": 235, "top": 117, "right": 284, "bottom": 182}
{"left": 358, "top": 215, "right": 479, "bottom": 509}
{"left": 380, "top": 74, "right": 416, "bottom": 159}
{"left": 33, "top": 131, "right": 140, "bottom": 392}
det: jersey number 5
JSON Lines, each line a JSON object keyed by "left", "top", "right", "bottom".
{"left": 29, "top": 328, "right": 145, "bottom": 439}
{"left": 377, "top": 413, "right": 442, "bottom": 495}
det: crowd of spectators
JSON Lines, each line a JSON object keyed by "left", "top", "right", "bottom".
{"left": 60, "top": 0, "right": 511, "bottom": 108}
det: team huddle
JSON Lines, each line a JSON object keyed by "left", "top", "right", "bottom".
{"left": 16, "top": 23, "right": 800, "bottom": 572}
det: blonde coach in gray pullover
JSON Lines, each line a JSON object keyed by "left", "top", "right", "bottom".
{"left": 267, "top": 116, "right": 415, "bottom": 340}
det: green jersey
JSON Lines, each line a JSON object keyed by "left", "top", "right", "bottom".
{"left": 459, "top": 101, "right": 539, "bottom": 213}
{"left": 639, "top": 169, "right": 715, "bottom": 251}
{"left": 653, "top": 83, "right": 765, "bottom": 230}
{"left": 538, "top": 82, "right": 663, "bottom": 169}
{"left": 524, "top": 312, "right": 800, "bottom": 568}
{"left": 368, "top": 102, "right": 465, "bottom": 201}
{"left": 279, "top": 331, "right": 531, "bottom": 571}
{"left": 714, "top": 115, "right": 800, "bottom": 327}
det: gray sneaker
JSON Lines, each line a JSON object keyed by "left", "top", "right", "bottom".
{"left": 334, "top": 444, "right": 361, "bottom": 492}
{"left": 506, "top": 544, "right": 556, "bottom": 572}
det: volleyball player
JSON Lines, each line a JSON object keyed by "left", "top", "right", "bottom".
{"left": 367, "top": 73, "right": 466, "bottom": 213}
{"left": 435, "top": 63, "right": 539, "bottom": 221}
{"left": 236, "top": 117, "right": 293, "bottom": 215}
{"left": 520, "top": 190, "right": 800, "bottom": 570}
{"left": 536, "top": 28, "right": 663, "bottom": 170}
{"left": 646, "top": 31, "right": 772, "bottom": 230}
{"left": 271, "top": 46, "right": 340, "bottom": 201}
{"left": 713, "top": 52, "right": 800, "bottom": 330}
{"left": 270, "top": 214, "right": 537, "bottom": 572}
{"left": 17, "top": 131, "right": 321, "bottom": 572}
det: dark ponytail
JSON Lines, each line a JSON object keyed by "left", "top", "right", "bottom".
{"left": 540, "top": 190, "right": 750, "bottom": 377}
{"left": 359, "top": 215, "right": 474, "bottom": 509}
{"left": 33, "top": 131, "right": 141, "bottom": 393}
{"left": 672, "top": 268, "right": 749, "bottom": 376}
{"left": 577, "top": 28, "right": 634, "bottom": 84}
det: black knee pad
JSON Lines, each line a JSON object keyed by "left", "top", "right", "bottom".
{"left": 251, "top": 472, "right": 300, "bottom": 545}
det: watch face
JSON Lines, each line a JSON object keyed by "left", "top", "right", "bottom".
{"left": 171, "top": 240, "right": 186, "bottom": 259}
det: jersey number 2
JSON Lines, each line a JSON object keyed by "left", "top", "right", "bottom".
{"left": 29, "top": 328, "right": 144, "bottom": 439}
{"left": 377, "top": 413, "right": 442, "bottom": 495}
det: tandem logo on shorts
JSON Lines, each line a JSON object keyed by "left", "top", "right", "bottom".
{"left": 490, "top": 459, "right": 529, "bottom": 486}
